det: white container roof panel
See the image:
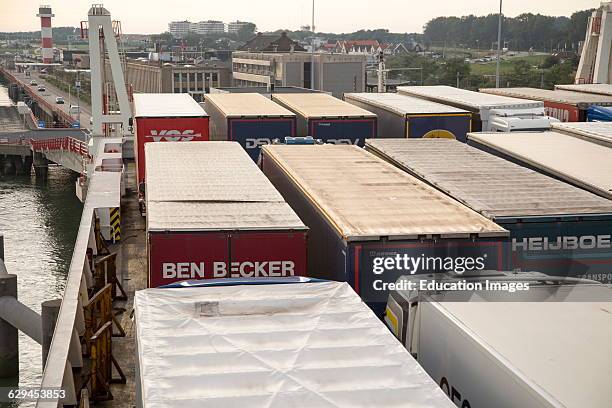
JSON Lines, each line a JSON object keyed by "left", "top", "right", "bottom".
{"left": 262, "top": 144, "right": 507, "bottom": 240}
{"left": 365, "top": 138, "right": 612, "bottom": 219}
{"left": 147, "top": 201, "right": 306, "bottom": 232}
{"left": 134, "top": 281, "right": 456, "bottom": 408}
{"left": 133, "top": 93, "right": 207, "bottom": 117}
{"left": 468, "top": 131, "right": 612, "bottom": 200}
{"left": 145, "top": 141, "right": 284, "bottom": 202}
{"left": 552, "top": 121, "right": 612, "bottom": 147}
{"left": 205, "top": 93, "right": 296, "bottom": 118}
{"left": 397, "top": 85, "right": 543, "bottom": 111}
{"left": 437, "top": 285, "right": 612, "bottom": 408}
{"left": 272, "top": 93, "right": 376, "bottom": 118}
{"left": 480, "top": 87, "right": 612, "bottom": 107}
{"left": 555, "top": 83, "right": 612, "bottom": 96}
{"left": 344, "top": 92, "right": 470, "bottom": 116}
{"left": 145, "top": 142, "right": 306, "bottom": 231}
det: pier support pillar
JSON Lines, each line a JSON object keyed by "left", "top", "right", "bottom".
{"left": 2, "top": 156, "right": 16, "bottom": 176}
{"left": 0, "top": 273, "right": 18, "bottom": 379}
{"left": 41, "top": 299, "right": 61, "bottom": 367}
{"left": 33, "top": 152, "right": 48, "bottom": 181}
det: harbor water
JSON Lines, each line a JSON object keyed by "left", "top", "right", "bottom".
{"left": 0, "top": 84, "right": 83, "bottom": 405}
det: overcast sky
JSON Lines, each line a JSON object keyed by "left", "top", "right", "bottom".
{"left": 1, "top": 0, "right": 599, "bottom": 34}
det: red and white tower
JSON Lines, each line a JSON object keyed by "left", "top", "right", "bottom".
{"left": 36, "top": 5, "right": 54, "bottom": 64}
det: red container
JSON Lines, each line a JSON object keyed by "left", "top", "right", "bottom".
{"left": 133, "top": 94, "right": 210, "bottom": 191}
{"left": 145, "top": 141, "right": 308, "bottom": 288}
{"left": 148, "top": 232, "right": 307, "bottom": 287}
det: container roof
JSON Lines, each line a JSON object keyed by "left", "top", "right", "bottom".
{"left": 555, "top": 83, "right": 612, "bottom": 97}
{"left": 262, "top": 144, "right": 507, "bottom": 240}
{"left": 552, "top": 121, "right": 612, "bottom": 148}
{"left": 133, "top": 93, "right": 207, "bottom": 117}
{"left": 272, "top": 93, "right": 376, "bottom": 118}
{"left": 344, "top": 92, "right": 469, "bottom": 115}
{"left": 397, "top": 85, "right": 543, "bottom": 111}
{"left": 480, "top": 87, "right": 612, "bottom": 107}
{"left": 134, "top": 281, "right": 456, "bottom": 408}
{"left": 365, "top": 138, "right": 612, "bottom": 219}
{"left": 435, "top": 285, "right": 612, "bottom": 408}
{"left": 468, "top": 131, "right": 612, "bottom": 200}
{"left": 205, "top": 93, "right": 295, "bottom": 117}
{"left": 145, "top": 142, "right": 305, "bottom": 231}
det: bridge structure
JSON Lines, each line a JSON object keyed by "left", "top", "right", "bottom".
{"left": 0, "top": 66, "right": 85, "bottom": 129}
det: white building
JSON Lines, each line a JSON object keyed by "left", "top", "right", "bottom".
{"left": 191, "top": 20, "right": 225, "bottom": 35}
{"left": 168, "top": 21, "right": 191, "bottom": 38}
{"left": 228, "top": 21, "right": 253, "bottom": 34}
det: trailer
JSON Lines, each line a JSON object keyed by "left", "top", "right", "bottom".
{"left": 344, "top": 92, "right": 471, "bottom": 141}
{"left": 366, "top": 138, "right": 612, "bottom": 283}
{"left": 552, "top": 121, "right": 612, "bottom": 147}
{"left": 134, "top": 278, "right": 456, "bottom": 408}
{"left": 145, "top": 141, "right": 307, "bottom": 287}
{"left": 555, "top": 83, "right": 612, "bottom": 97}
{"left": 468, "top": 131, "right": 612, "bottom": 200}
{"left": 385, "top": 273, "right": 612, "bottom": 408}
{"left": 260, "top": 144, "right": 507, "bottom": 315}
{"left": 133, "top": 93, "right": 209, "bottom": 196}
{"left": 205, "top": 93, "right": 296, "bottom": 160}
{"left": 397, "top": 85, "right": 555, "bottom": 132}
{"left": 480, "top": 87, "right": 612, "bottom": 122}
{"left": 271, "top": 93, "right": 377, "bottom": 144}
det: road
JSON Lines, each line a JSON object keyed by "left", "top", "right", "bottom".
{"left": 11, "top": 70, "right": 92, "bottom": 129}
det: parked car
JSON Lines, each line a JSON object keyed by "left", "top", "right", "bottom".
{"left": 30, "top": 80, "right": 37, "bottom": 86}
{"left": 55, "top": 96, "right": 65, "bottom": 104}
{"left": 37, "top": 85, "right": 45, "bottom": 92}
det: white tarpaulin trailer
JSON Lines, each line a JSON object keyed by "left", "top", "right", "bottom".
{"left": 134, "top": 280, "right": 455, "bottom": 408}
{"left": 386, "top": 274, "right": 612, "bottom": 408}
{"left": 552, "top": 121, "right": 612, "bottom": 148}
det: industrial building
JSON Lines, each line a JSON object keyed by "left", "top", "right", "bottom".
{"left": 232, "top": 51, "right": 366, "bottom": 97}
{"left": 104, "top": 59, "right": 232, "bottom": 100}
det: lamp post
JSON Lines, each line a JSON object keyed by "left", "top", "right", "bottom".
{"left": 495, "top": 0, "right": 503, "bottom": 88}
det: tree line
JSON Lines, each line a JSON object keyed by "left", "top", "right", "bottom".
{"left": 423, "top": 10, "right": 594, "bottom": 52}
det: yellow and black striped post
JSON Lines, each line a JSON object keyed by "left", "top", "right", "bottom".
{"left": 109, "top": 207, "right": 121, "bottom": 243}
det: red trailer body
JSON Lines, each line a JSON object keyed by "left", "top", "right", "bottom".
{"left": 145, "top": 141, "right": 308, "bottom": 288}
{"left": 543, "top": 101, "right": 580, "bottom": 122}
{"left": 148, "top": 232, "right": 307, "bottom": 287}
{"left": 133, "top": 94, "right": 209, "bottom": 191}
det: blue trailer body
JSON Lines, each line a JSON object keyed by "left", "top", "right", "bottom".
{"left": 407, "top": 114, "right": 472, "bottom": 142}
{"left": 344, "top": 93, "right": 472, "bottom": 141}
{"left": 228, "top": 117, "right": 296, "bottom": 161}
{"left": 260, "top": 144, "right": 508, "bottom": 316}
{"left": 498, "top": 216, "right": 612, "bottom": 283}
{"left": 587, "top": 105, "right": 612, "bottom": 122}
{"left": 308, "top": 118, "right": 377, "bottom": 146}
{"left": 367, "top": 138, "right": 612, "bottom": 284}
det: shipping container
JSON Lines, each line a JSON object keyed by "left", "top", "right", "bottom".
{"left": 397, "top": 85, "right": 554, "bottom": 132}
{"left": 386, "top": 273, "right": 612, "bottom": 408}
{"left": 134, "top": 279, "right": 456, "bottom": 408}
{"left": 205, "top": 93, "right": 296, "bottom": 161}
{"left": 366, "top": 138, "right": 612, "bottom": 283}
{"left": 209, "top": 85, "right": 326, "bottom": 97}
{"left": 272, "top": 93, "right": 377, "bottom": 144}
{"left": 552, "top": 121, "right": 612, "bottom": 147}
{"left": 344, "top": 92, "right": 471, "bottom": 141}
{"left": 133, "top": 93, "right": 209, "bottom": 193}
{"left": 260, "top": 144, "right": 508, "bottom": 315}
{"left": 555, "top": 83, "right": 612, "bottom": 97}
{"left": 468, "top": 131, "right": 612, "bottom": 200}
{"left": 480, "top": 87, "right": 612, "bottom": 122}
{"left": 145, "top": 141, "right": 307, "bottom": 287}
